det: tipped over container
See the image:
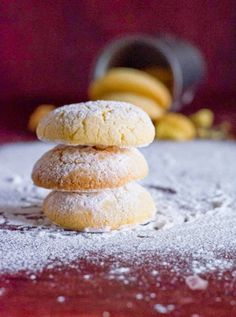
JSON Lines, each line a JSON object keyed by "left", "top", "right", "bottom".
{"left": 92, "top": 34, "right": 206, "bottom": 110}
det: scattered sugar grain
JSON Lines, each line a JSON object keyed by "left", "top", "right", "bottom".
{"left": 57, "top": 295, "right": 65, "bottom": 303}
{"left": 29, "top": 274, "right": 37, "bottom": 280}
{"left": 154, "top": 303, "right": 175, "bottom": 314}
{"left": 185, "top": 275, "right": 208, "bottom": 290}
{"left": 126, "top": 301, "right": 133, "bottom": 308}
{"left": 135, "top": 293, "right": 143, "bottom": 300}
{"left": 150, "top": 292, "right": 156, "bottom": 299}
{"left": 0, "top": 287, "right": 6, "bottom": 296}
{"left": 123, "top": 279, "right": 129, "bottom": 285}
{"left": 151, "top": 270, "right": 158, "bottom": 276}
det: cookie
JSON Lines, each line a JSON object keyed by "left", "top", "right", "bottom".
{"left": 43, "top": 183, "right": 156, "bottom": 231}
{"left": 28, "top": 104, "right": 55, "bottom": 132}
{"left": 32, "top": 145, "right": 148, "bottom": 191}
{"left": 100, "top": 92, "right": 165, "bottom": 120}
{"left": 88, "top": 68, "right": 172, "bottom": 109}
{"left": 36, "top": 101, "right": 155, "bottom": 147}
{"left": 156, "top": 113, "right": 196, "bottom": 141}
{"left": 145, "top": 66, "right": 173, "bottom": 91}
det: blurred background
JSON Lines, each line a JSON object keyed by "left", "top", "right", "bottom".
{"left": 0, "top": 0, "right": 235, "bottom": 141}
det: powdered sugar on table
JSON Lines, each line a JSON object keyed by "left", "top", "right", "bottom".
{"left": 0, "top": 140, "right": 236, "bottom": 280}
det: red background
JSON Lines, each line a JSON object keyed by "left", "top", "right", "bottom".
{"left": 0, "top": 0, "right": 236, "bottom": 135}
{"left": 0, "top": 3, "right": 236, "bottom": 316}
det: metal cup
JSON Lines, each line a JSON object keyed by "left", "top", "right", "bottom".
{"left": 92, "top": 34, "right": 206, "bottom": 110}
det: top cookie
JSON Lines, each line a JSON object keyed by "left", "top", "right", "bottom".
{"left": 36, "top": 101, "right": 155, "bottom": 147}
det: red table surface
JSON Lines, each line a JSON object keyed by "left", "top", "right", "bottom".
{"left": 0, "top": 258, "right": 236, "bottom": 317}
{"left": 0, "top": 73, "right": 236, "bottom": 317}
{"left": 1, "top": 1, "right": 236, "bottom": 315}
{"left": 0, "top": 107, "right": 236, "bottom": 317}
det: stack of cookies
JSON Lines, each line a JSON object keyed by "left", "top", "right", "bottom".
{"left": 32, "top": 100, "right": 156, "bottom": 231}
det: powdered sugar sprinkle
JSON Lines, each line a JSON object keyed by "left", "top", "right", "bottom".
{"left": 0, "top": 141, "right": 236, "bottom": 279}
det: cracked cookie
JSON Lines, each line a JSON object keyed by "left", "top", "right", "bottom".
{"left": 32, "top": 145, "right": 148, "bottom": 191}
{"left": 36, "top": 100, "right": 155, "bottom": 147}
{"left": 43, "top": 183, "right": 156, "bottom": 231}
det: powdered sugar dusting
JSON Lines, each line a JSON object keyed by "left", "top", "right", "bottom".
{"left": 0, "top": 141, "right": 236, "bottom": 279}
{"left": 32, "top": 145, "right": 147, "bottom": 190}
{"left": 154, "top": 303, "right": 175, "bottom": 314}
{"left": 53, "top": 100, "right": 150, "bottom": 121}
{"left": 185, "top": 275, "right": 209, "bottom": 290}
{"left": 44, "top": 182, "right": 154, "bottom": 219}
{"left": 37, "top": 101, "right": 154, "bottom": 147}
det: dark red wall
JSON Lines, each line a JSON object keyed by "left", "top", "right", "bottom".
{"left": 0, "top": 0, "right": 236, "bottom": 130}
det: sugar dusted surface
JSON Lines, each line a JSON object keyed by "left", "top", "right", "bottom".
{"left": 0, "top": 140, "right": 236, "bottom": 279}
{"left": 51, "top": 100, "right": 151, "bottom": 123}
